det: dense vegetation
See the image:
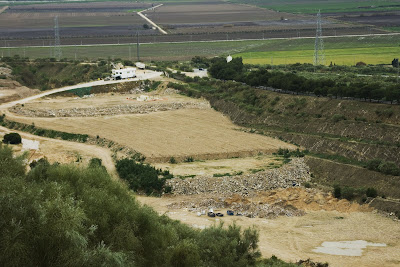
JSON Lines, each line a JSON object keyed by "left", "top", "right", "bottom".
{"left": 1, "top": 55, "right": 110, "bottom": 90}
{"left": 0, "top": 144, "right": 269, "bottom": 267}
{"left": 116, "top": 158, "right": 173, "bottom": 195}
{"left": 208, "top": 57, "right": 400, "bottom": 103}
{"left": 2, "top": 132, "right": 22, "bottom": 144}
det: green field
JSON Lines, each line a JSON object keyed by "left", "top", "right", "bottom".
{"left": 229, "top": 0, "right": 400, "bottom": 13}
{"left": 1, "top": 34, "right": 399, "bottom": 65}
{"left": 234, "top": 35, "right": 400, "bottom": 65}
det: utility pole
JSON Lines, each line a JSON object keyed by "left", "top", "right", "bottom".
{"left": 313, "top": 10, "right": 325, "bottom": 66}
{"left": 54, "top": 16, "right": 62, "bottom": 60}
{"left": 136, "top": 31, "right": 140, "bottom": 62}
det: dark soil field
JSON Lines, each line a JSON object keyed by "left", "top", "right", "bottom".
{"left": 327, "top": 11, "right": 400, "bottom": 28}
{"left": 0, "top": 1, "right": 388, "bottom": 47}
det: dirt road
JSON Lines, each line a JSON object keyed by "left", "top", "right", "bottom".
{"left": 0, "top": 70, "right": 162, "bottom": 110}
{"left": 0, "top": 126, "right": 117, "bottom": 177}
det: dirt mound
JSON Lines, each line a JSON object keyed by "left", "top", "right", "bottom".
{"left": 256, "top": 187, "right": 372, "bottom": 213}
{"left": 166, "top": 187, "right": 371, "bottom": 219}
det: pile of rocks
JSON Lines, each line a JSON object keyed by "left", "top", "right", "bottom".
{"left": 166, "top": 158, "right": 311, "bottom": 197}
{"left": 167, "top": 196, "right": 305, "bottom": 219}
{"left": 10, "top": 101, "right": 210, "bottom": 117}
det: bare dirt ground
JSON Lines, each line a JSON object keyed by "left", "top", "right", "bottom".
{"left": 0, "top": 67, "right": 40, "bottom": 104}
{"left": 17, "top": 89, "right": 205, "bottom": 110}
{"left": 0, "top": 126, "right": 117, "bottom": 177}
{"left": 7, "top": 91, "right": 294, "bottom": 162}
{"left": 154, "top": 154, "right": 284, "bottom": 177}
{"left": 137, "top": 191, "right": 400, "bottom": 267}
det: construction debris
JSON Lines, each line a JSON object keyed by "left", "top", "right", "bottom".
{"left": 10, "top": 101, "right": 210, "bottom": 117}
{"left": 166, "top": 158, "right": 311, "bottom": 197}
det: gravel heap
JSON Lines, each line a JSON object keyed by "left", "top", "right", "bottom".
{"left": 10, "top": 101, "right": 210, "bottom": 117}
{"left": 166, "top": 158, "right": 311, "bottom": 197}
{"left": 167, "top": 196, "right": 305, "bottom": 219}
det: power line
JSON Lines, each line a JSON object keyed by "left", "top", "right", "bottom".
{"left": 54, "top": 16, "right": 62, "bottom": 60}
{"left": 314, "top": 10, "right": 325, "bottom": 66}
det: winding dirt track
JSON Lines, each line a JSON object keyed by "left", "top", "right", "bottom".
{"left": 0, "top": 126, "right": 117, "bottom": 177}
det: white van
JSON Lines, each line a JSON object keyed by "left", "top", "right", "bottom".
{"left": 111, "top": 67, "right": 136, "bottom": 80}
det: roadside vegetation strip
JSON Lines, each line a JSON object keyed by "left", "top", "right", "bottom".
{"left": 0, "top": 115, "right": 89, "bottom": 143}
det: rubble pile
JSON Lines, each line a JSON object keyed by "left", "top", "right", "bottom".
{"left": 166, "top": 158, "right": 311, "bottom": 197}
{"left": 10, "top": 101, "right": 210, "bottom": 117}
{"left": 167, "top": 196, "right": 304, "bottom": 219}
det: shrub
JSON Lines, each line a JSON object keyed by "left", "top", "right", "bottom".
{"left": 169, "top": 157, "right": 177, "bottom": 164}
{"left": 3, "top": 132, "right": 22, "bottom": 144}
{"left": 116, "top": 158, "right": 173, "bottom": 195}
{"left": 378, "top": 161, "right": 400, "bottom": 176}
{"left": 331, "top": 114, "right": 346, "bottom": 123}
{"left": 184, "top": 156, "right": 194, "bottom": 163}
{"left": 333, "top": 185, "right": 341, "bottom": 198}
{"left": 366, "top": 187, "right": 378, "bottom": 198}
{"left": 366, "top": 158, "right": 383, "bottom": 171}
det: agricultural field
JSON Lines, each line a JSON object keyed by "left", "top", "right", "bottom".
{"left": 0, "top": 0, "right": 384, "bottom": 47}
{"left": 143, "top": 1, "right": 376, "bottom": 36}
{"left": 234, "top": 34, "right": 400, "bottom": 65}
{"left": 6, "top": 90, "right": 294, "bottom": 162}
{"left": 0, "top": 1, "right": 156, "bottom": 42}
{"left": 1, "top": 34, "right": 398, "bottom": 65}
{"left": 229, "top": 0, "right": 400, "bottom": 14}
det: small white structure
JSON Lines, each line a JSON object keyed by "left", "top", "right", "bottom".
{"left": 226, "top": 55, "right": 232, "bottom": 63}
{"left": 135, "top": 62, "right": 146, "bottom": 69}
{"left": 111, "top": 67, "right": 136, "bottom": 80}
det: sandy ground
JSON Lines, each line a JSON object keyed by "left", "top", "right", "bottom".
{"left": 154, "top": 154, "right": 284, "bottom": 176}
{"left": 137, "top": 195, "right": 400, "bottom": 267}
{"left": 0, "top": 126, "right": 117, "bottom": 177}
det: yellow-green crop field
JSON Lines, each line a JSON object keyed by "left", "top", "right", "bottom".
{"left": 236, "top": 47, "right": 400, "bottom": 66}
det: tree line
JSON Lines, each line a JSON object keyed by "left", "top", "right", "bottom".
{"left": 208, "top": 57, "right": 400, "bottom": 104}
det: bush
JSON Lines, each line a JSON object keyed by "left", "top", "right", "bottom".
{"left": 3, "top": 132, "right": 22, "bottom": 144}
{"left": 333, "top": 184, "right": 341, "bottom": 198}
{"left": 169, "top": 157, "right": 177, "bottom": 164}
{"left": 331, "top": 114, "right": 346, "bottom": 123}
{"left": 116, "top": 158, "right": 173, "bottom": 195}
{"left": 184, "top": 156, "right": 194, "bottom": 162}
{"left": 378, "top": 161, "right": 400, "bottom": 176}
{"left": 366, "top": 187, "right": 378, "bottom": 198}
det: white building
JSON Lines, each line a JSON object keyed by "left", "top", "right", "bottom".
{"left": 111, "top": 67, "right": 136, "bottom": 80}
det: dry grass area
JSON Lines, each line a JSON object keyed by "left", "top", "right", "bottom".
{"left": 138, "top": 193, "right": 400, "bottom": 267}
{"left": 154, "top": 154, "right": 284, "bottom": 177}
{"left": 0, "top": 126, "right": 117, "bottom": 176}
{"left": 22, "top": 90, "right": 204, "bottom": 110}
{"left": 6, "top": 89, "right": 294, "bottom": 161}
{"left": 8, "top": 107, "right": 294, "bottom": 161}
